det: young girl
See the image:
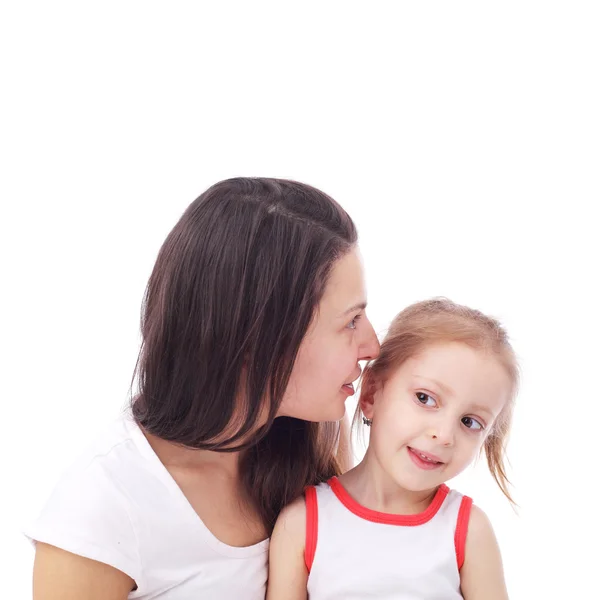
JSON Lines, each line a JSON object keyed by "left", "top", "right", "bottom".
{"left": 267, "top": 298, "right": 518, "bottom": 600}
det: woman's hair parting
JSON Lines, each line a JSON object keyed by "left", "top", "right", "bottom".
{"left": 360, "top": 298, "right": 519, "bottom": 504}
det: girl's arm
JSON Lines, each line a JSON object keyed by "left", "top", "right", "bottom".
{"left": 33, "top": 543, "right": 134, "bottom": 600}
{"left": 266, "top": 496, "right": 308, "bottom": 600}
{"left": 460, "top": 505, "right": 509, "bottom": 600}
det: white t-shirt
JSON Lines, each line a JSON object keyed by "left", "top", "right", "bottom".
{"left": 24, "top": 413, "right": 269, "bottom": 599}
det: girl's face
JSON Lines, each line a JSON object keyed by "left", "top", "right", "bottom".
{"left": 277, "top": 248, "right": 380, "bottom": 422}
{"left": 361, "top": 342, "right": 512, "bottom": 491}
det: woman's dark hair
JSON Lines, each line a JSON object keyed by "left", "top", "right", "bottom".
{"left": 132, "top": 177, "right": 357, "bottom": 531}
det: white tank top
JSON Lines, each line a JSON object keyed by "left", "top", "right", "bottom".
{"left": 305, "top": 477, "right": 472, "bottom": 600}
{"left": 24, "top": 413, "right": 268, "bottom": 599}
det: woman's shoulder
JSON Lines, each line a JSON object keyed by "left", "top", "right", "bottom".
{"left": 48, "top": 412, "right": 159, "bottom": 490}
{"left": 23, "top": 413, "right": 149, "bottom": 584}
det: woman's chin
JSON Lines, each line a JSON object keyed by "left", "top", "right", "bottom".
{"left": 329, "top": 399, "right": 349, "bottom": 422}
{"left": 278, "top": 394, "right": 348, "bottom": 423}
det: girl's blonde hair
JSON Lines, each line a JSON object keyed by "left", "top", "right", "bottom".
{"left": 359, "top": 298, "right": 519, "bottom": 504}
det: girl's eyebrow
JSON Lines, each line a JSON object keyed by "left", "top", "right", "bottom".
{"left": 468, "top": 404, "right": 495, "bottom": 419}
{"left": 413, "top": 375, "right": 455, "bottom": 397}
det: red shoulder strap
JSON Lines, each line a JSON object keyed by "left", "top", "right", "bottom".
{"left": 304, "top": 486, "right": 319, "bottom": 573}
{"left": 454, "top": 495, "right": 473, "bottom": 570}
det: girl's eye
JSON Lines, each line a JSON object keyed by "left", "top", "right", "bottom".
{"left": 346, "top": 314, "right": 361, "bottom": 330}
{"left": 461, "top": 416, "right": 485, "bottom": 431}
{"left": 415, "top": 392, "right": 437, "bottom": 407}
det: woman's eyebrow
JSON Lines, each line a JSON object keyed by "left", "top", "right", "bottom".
{"left": 340, "top": 301, "right": 367, "bottom": 317}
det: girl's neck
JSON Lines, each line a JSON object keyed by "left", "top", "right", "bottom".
{"left": 339, "top": 449, "right": 439, "bottom": 515}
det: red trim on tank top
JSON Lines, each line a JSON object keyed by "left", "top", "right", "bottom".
{"left": 304, "top": 486, "right": 318, "bottom": 572}
{"left": 327, "top": 476, "right": 449, "bottom": 526}
{"left": 454, "top": 495, "right": 473, "bottom": 570}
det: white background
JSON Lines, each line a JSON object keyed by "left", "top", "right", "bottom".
{"left": 1, "top": 2, "right": 599, "bottom": 598}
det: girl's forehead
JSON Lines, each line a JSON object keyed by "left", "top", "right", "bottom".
{"left": 401, "top": 342, "right": 501, "bottom": 373}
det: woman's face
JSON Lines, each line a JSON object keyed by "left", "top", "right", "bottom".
{"left": 277, "top": 248, "right": 380, "bottom": 422}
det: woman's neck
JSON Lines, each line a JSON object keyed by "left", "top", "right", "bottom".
{"left": 143, "top": 429, "right": 242, "bottom": 478}
{"left": 142, "top": 429, "right": 268, "bottom": 546}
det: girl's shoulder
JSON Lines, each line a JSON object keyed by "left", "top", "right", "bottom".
{"left": 271, "top": 482, "right": 329, "bottom": 554}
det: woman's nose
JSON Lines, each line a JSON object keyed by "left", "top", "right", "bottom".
{"left": 359, "top": 318, "right": 380, "bottom": 361}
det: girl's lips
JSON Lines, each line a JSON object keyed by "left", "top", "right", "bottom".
{"left": 408, "top": 447, "right": 443, "bottom": 463}
{"left": 407, "top": 446, "right": 445, "bottom": 470}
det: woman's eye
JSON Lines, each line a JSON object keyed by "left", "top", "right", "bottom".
{"left": 346, "top": 314, "right": 361, "bottom": 330}
{"left": 461, "top": 416, "right": 485, "bottom": 431}
{"left": 415, "top": 392, "right": 437, "bottom": 407}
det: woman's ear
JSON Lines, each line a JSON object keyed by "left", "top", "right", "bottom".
{"left": 359, "top": 368, "right": 379, "bottom": 419}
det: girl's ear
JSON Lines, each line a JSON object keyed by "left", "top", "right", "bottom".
{"left": 359, "top": 367, "right": 379, "bottom": 420}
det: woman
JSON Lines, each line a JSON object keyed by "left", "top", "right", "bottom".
{"left": 27, "top": 177, "right": 379, "bottom": 599}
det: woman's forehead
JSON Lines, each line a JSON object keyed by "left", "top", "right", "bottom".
{"left": 320, "top": 249, "right": 367, "bottom": 315}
